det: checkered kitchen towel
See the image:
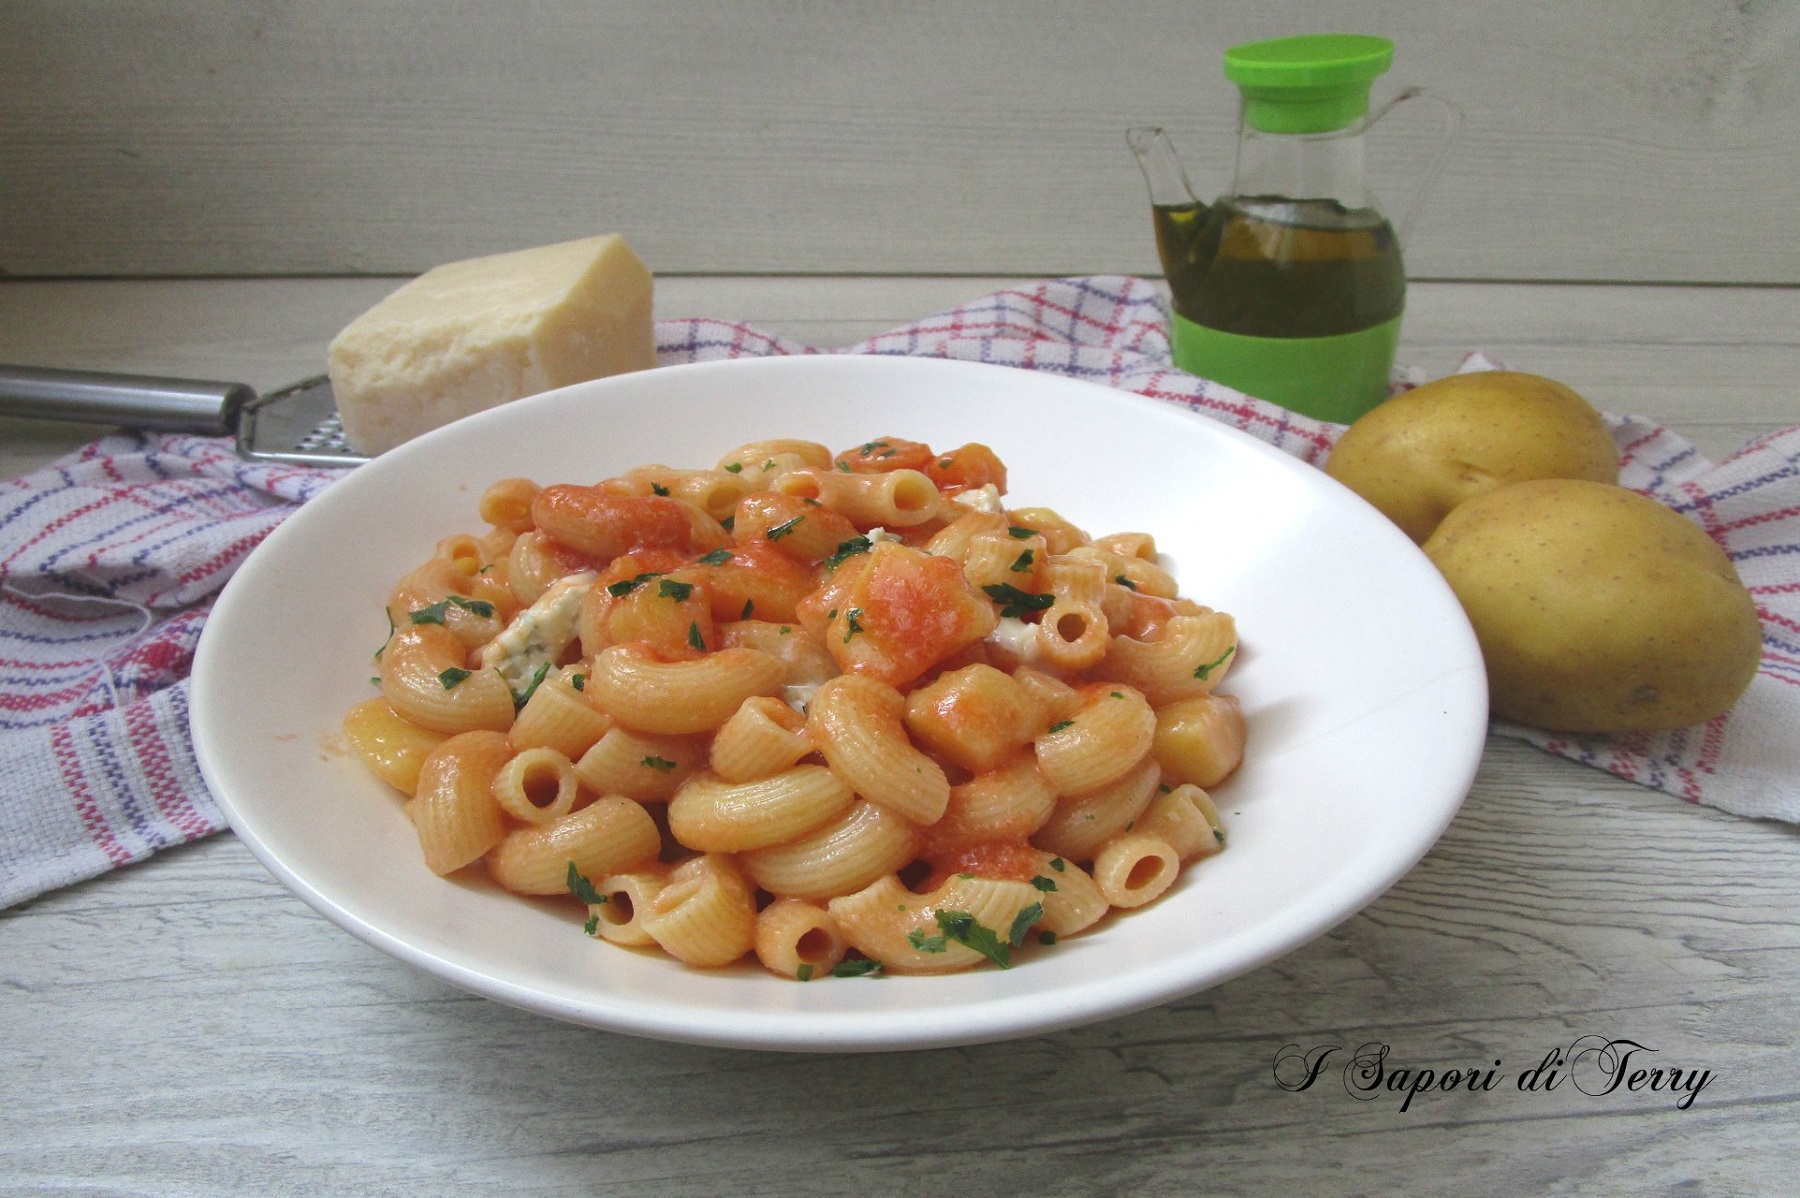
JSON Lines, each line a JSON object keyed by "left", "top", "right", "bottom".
{"left": 3, "top": 275, "right": 1796, "bottom": 908}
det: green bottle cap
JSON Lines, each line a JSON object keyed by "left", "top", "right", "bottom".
{"left": 1223, "top": 34, "right": 1394, "bottom": 135}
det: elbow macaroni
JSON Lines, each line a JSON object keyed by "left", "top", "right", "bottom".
{"left": 346, "top": 435, "right": 1244, "bottom": 978}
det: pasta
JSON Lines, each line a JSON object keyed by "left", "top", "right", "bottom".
{"left": 347, "top": 435, "right": 1246, "bottom": 978}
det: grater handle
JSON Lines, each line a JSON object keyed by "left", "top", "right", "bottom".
{"left": 0, "top": 364, "right": 252, "bottom": 436}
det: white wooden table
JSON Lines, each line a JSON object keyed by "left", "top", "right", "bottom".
{"left": 3, "top": 277, "right": 1797, "bottom": 1196}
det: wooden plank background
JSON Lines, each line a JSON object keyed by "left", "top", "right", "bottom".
{"left": 4, "top": 0, "right": 1798, "bottom": 282}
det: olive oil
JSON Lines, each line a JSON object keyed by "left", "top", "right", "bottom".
{"left": 1152, "top": 196, "right": 1404, "bottom": 339}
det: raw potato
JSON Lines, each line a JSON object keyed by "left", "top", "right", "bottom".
{"left": 1325, "top": 371, "right": 1620, "bottom": 543}
{"left": 1423, "top": 479, "right": 1762, "bottom": 733}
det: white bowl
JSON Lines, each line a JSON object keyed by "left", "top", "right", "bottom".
{"left": 190, "top": 354, "right": 1486, "bottom": 1052}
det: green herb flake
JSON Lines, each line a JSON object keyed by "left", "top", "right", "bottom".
{"left": 641, "top": 755, "right": 677, "bottom": 773}
{"left": 721, "top": 515, "right": 735, "bottom": 532}
{"left": 823, "top": 536, "right": 873, "bottom": 571}
{"left": 650, "top": 482, "right": 671, "bottom": 496}
{"left": 766, "top": 515, "right": 805, "bottom": 541}
{"left": 410, "top": 594, "right": 499, "bottom": 625}
{"left": 606, "top": 572, "right": 663, "bottom": 598}
{"left": 1010, "top": 549, "right": 1035, "bottom": 573}
{"left": 1038, "top": 930, "right": 1058, "bottom": 946}
{"left": 1047, "top": 719, "right": 1074, "bottom": 734}
{"left": 1050, "top": 857, "right": 1066, "bottom": 872}
{"left": 832, "top": 958, "right": 884, "bottom": 978}
{"left": 687, "top": 620, "right": 705, "bottom": 651}
{"left": 1007, "top": 526, "right": 1035, "bottom": 539}
{"left": 907, "top": 927, "right": 949, "bottom": 953}
{"left": 583, "top": 915, "right": 600, "bottom": 936}
{"left": 860, "top": 440, "right": 889, "bottom": 454}
{"left": 934, "top": 910, "right": 1012, "bottom": 969}
{"left": 1008, "top": 902, "right": 1044, "bottom": 948}
{"left": 741, "top": 599, "right": 755, "bottom": 621}
{"left": 374, "top": 607, "right": 397, "bottom": 660}
{"left": 762, "top": 458, "right": 776, "bottom": 472}
{"left": 697, "top": 548, "right": 733, "bottom": 565}
{"left": 658, "top": 578, "right": 695, "bottom": 602}
{"left": 511, "top": 661, "right": 551, "bottom": 710}
{"left": 1194, "top": 644, "right": 1237, "bottom": 681}
{"left": 437, "top": 666, "right": 472, "bottom": 690}
{"left": 778, "top": 625, "right": 791, "bottom": 635}
{"left": 837, "top": 461, "right": 851, "bottom": 473}
{"left": 842, "top": 607, "right": 865, "bottom": 642}
{"left": 938, "top": 457, "right": 954, "bottom": 469}
{"left": 1115, "top": 574, "right": 1139, "bottom": 591}
{"left": 796, "top": 964, "right": 813, "bottom": 981}
{"left": 571, "top": 673, "right": 586, "bottom": 691}
{"left": 981, "top": 582, "right": 1055, "bottom": 619}
{"left": 1111, "top": 691, "right": 1124, "bottom": 699}
{"left": 724, "top": 462, "right": 744, "bottom": 474}
{"left": 1215, "top": 827, "right": 1227, "bottom": 845}
{"left": 1030, "top": 875, "right": 1058, "bottom": 892}
{"left": 566, "top": 862, "right": 606, "bottom": 906}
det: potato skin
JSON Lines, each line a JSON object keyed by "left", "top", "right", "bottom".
{"left": 1325, "top": 372, "right": 1619, "bottom": 544}
{"left": 1423, "top": 479, "right": 1762, "bottom": 733}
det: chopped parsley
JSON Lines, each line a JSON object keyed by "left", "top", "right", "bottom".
{"left": 762, "top": 458, "right": 776, "bottom": 472}
{"left": 658, "top": 579, "right": 694, "bottom": 602}
{"left": 907, "top": 927, "right": 948, "bottom": 953}
{"left": 938, "top": 457, "right": 954, "bottom": 469}
{"left": 1030, "top": 875, "right": 1058, "bottom": 892}
{"left": 860, "top": 440, "right": 889, "bottom": 454}
{"left": 583, "top": 915, "right": 600, "bottom": 936}
{"left": 1038, "top": 931, "right": 1058, "bottom": 946}
{"left": 566, "top": 862, "right": 606, "bottom": 906}
{"left": 409, "top": 594, "right": 496, "bottom": 625}
{"left": 1194, "top": 644, "right": 1237, "bottom": 681}
{"left": 1007, "top": 526, "right": 1035, "bottom": 539}
{"left": 570, "top": 673, "right": 586, "bottom": 691}
{"left": 766, "top": 515, "right": 804, "bottom": 541}
{"left": 650, "top": 482, "right": 671, "bottom": 496}
{"left": 796, "top": 964, "right": 814, "bottom": 981}
{"left": 697, "top": 548, "right": 733, "bottom": 565}
{"left": 511, "top": 661, "right": 551, "bottom": 710}
{"left": 934, "top": 911, "right": 1014, "bottom": 969}
{"left": 836, "top": 461, "right": 851, "bottom": 473}
{"left": 687, "top": 620, "right": 705, "bottom": 651}
{"left": 723, "top": 462, "right": 744, "bottom": 474}
{"left": 1010, "top": 549, "right": 1035, "bottom": 573}
{"left": 375, "top": 608, "right": 396, "bottom": 660}
{"left": 981, "top": 582, "right": 1054, "bottom": 619}
{"left": 1049, "top": 857, "right": 1066, "bottom": 872}
{"left": 641, "top": 755, "right": 677, "bottom": 772}
{"left": 832, "top": 958, "right": 883, "bottom": 978}
{"left": 1214, "top": 827, "right": 1227, "bottom": 845}
{"left": 607, "top": 572, "right": 663, "bottom": 598}
{"left": 1115, "top": 574, "right": 1138, "bottom": 591}
{"left": 1008, "top": 903, "right": 1044, "bottom": 948}
{"left": 1047, "top": 719, "right": 1074, "bottom": 734}
{"left": 741, "top": 599, "right": 755, "bottom": 620}
{"left": 437, "top": 666, "right": 471, "bottom": 689}
{"left": 823, "top": 536, "right": 872, "bottom": 571}
{"left": 842, "top": 607, "right": 865, "bottom": 642}
{"left": 1110, "top": 691, "right": 1124, "bottom": 699}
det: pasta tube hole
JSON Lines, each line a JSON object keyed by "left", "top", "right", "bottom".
{"left": 1127, "top": 855, "right": 1168, "bottom": 892}
{"left": 892, "top": 475, "right": 935, "bottom": 513}
{"left": 795, "top": 927, "right": 836, "bottom": 963}
{"left": 1055, "top": 612, "right": 1089, "bottom": 642}
{"left": 599, "top": 889, "right": 636, "bottom": 926}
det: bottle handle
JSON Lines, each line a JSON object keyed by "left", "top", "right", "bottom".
{"left": 1366, "top": 87, "right": 1462, "bottom": 240}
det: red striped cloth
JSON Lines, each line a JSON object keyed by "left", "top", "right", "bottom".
{"left": 3, "top": 276, "right": 1795, "bottom": 908}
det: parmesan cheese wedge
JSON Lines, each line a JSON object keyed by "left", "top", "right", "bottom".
{"left": 328, "top": 234, "right": 655, "bottom": 455}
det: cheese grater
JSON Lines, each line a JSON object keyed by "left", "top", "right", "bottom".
{"left": 0, "top": 364, "right": 371, "bottom": 466}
